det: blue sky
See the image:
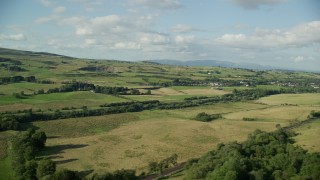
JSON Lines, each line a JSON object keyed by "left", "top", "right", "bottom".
{"left": 0, "top": 0, "right": 319, "bottom": 71}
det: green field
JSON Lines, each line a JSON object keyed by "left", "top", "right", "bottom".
{"left": 0, "top": 91, "right": 128, "bottom": 111}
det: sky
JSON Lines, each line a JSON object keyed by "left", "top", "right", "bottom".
{"left": 0, "top": 0, "right": 319, "bottom": 71}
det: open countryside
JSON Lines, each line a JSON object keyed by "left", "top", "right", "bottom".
{"left": 1, "top": 0, "right": 320, "bottom": 179}
{"left": 0, "top": 47, "right": 319, "bottom": 179}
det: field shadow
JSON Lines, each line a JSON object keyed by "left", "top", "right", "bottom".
{"left": 41, "top": 144, "right": 88, "bottom": 156}
{"left": 47, "top": 136, "right": 61, "bottom": 139}
{"left": 55, "top": 158, "right": 78, "bottom": 165}
{"left": 78, "top": 170, "right": 95, "bottom": 177}
{"left": 20, "top": 122, "right": 39, "bottom": 131}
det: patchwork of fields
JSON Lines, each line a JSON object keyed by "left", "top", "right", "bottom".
{"left": 0, "top": 48, "right": 319, "bottom": 178}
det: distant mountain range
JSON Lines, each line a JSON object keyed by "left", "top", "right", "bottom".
{"left": 148, "top": 59, "right": 275, "bottom": 70}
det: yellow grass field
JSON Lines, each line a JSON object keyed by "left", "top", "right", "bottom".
{"left": 19, "top": 94, "right": 320, "bottom": 175}
{"left": 151, "top": 87, "right": 228, "bottom": 96}
{"left": 39, "top": 112, "right": 276, "bottom": 174}
{"left": 257, "top": 93, "right": 320, "bottom": 105}
{"left": 294, "top": 119, "right": 320, "bottom": 152}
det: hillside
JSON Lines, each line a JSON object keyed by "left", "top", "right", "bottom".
{"left": 148, "top": 59, "right": 274, "bottom": 70}
{"left": 0, "top": 47, "right": 319, "bottom": 179}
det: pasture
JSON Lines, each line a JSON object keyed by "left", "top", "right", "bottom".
{"left": 0, "top": 91, "right": 128, "bottom": 111}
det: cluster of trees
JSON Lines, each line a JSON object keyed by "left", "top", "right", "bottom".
{"left": 185, "top": 129, "right": 320, "bottom": 180}
{"left": 46, "top": 82, "right": 95, "bottom": 94}
{"left": 0, "top": 116, "right": 19, "bottom": 131}
{"left": 11, "top": 129, "right": 83, "bottom": 180}
{"left": 0, "top": 75, "right": 36, "bottom": 84}
{"left": 12, "top": 128, "right": 49, "bottom": 179}
{"left": 6, "top": 65, "right": 26, "bottom": 72}
{"left": 0, "top": 57, "right": 22, "bottom": 65}
{"left": 0, "top": 75, "right": 54, "bottom": 85}
{"left": 42, "top": 82, "right": 143, "bottom": 95}
{"left": 194, "top": 112, "right": 221, "bottom": 122}
{"left": 148, "top": 154, "right": 178, "bottom": 173}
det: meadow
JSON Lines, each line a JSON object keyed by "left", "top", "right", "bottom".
{"left": 29, "top": 93, "right": 320, "bottom": 174}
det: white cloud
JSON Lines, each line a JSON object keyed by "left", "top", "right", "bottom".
{"left": 232, "top": 0, "right": 287, "bottom": 9}
{"left": 291, "top": 56, "right": 305, "bottom": 62}
{"left": 60, "top": 16, "right": 86, "bottom": 25}
{"left": 130, "top": 0, "right": 182, "bottom": 9}
{"left": 114, "top": 42, "right": 141, "bottom": 50}
{"left": 216, "top": 21, "right": 320, "bottom": 50}
{"left": 218, "top": 34, "right": 246, "bottom": 44}
{"left": 73, "top": 14, "right": 154, "bottom": 37}
{"left": 171, "top": 24, "right": 201, "bottom": 33}
{"left": 53, "top": 6, "right": 66, "bottom": 13}
{"left": 0, "top": 33, "right": 26, "bottom": 41}
{"left": 70, "top": 0, "right": 103, "bottom": 12}
{"left": 39, "top": 0, "right": 53, "bottom": 7}
{"left": 75, "top": 27, "right": 92, "bottom": 35}
{"left": 85, "top": 39, "right": 96, "bottom": 45}
{"left": 174, "top": 35, "right": 194, "bottom": 44}
{"left": 34, "top": 15, "right": 59, "bottom": 23}
{"left": 91, "top": 15, "right": 121, "bottom": 27}
{"left": 139, "top": 33, "right": 170, "bottom": 45}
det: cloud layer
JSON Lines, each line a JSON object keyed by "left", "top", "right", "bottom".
{"left": 1, "top": 0, "right": 319, "bottom": 71}
{"left": 216, "top": 21, "right": 320, "bottom": 49}
{"left": 232, "top": 0, "right": 287, "bottom": 9}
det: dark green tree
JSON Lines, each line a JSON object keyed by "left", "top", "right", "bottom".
{"left": 37, "top": 158, "right": 56, "bottom": 178}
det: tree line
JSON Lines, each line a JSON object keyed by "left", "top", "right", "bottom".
{"left": 37, "top": 82, "right": 144, "bottom": 96}
{"left": 0, "top": 75, "right": 54, "bottom": 85}
{"left": 1, "top": 89, "right": 320, "bottom": 131}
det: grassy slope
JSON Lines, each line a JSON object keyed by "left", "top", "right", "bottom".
{"left": 294, "top": 119, "right": 320, "bottom": 152}
{"left": 0, "top": 131, "right": 17, "bottom": 180}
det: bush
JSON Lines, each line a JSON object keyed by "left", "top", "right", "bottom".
{"left": 195, "top": 112, "right": 221, "bottom": 122}
{"left": 242, "top": 117, "right": 256, "bottom": 121}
